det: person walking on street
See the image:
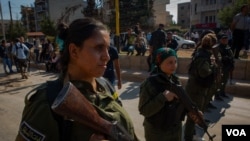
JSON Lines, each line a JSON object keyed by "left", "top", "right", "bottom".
{"left": 230, "top": 4, "right": 249, "bottom": 59}
{"left": 11, "top": 38, "right": 29, "bottom": 79}
{"left": 33, "top": 38, "right": 40, "bottom": 63}
{"left": 0, "top": 40, "right": 14, "bottom": 74}
{"left": 103, "top": 45, "right": 122, "bottom": 89}
{"left": 15, "top": 18, "right": 139, "bottom": 141}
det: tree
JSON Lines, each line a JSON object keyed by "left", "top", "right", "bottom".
{"left": 218, "top": 0, "right": 250, "bottom": 28}
{"left": 58, "top": 4, "right": 83, "bottom": 25}
{"left": 82, "top": 0, "right": 103, "bottom": 21}
{"left": 6, "top": 21, "right": 26, "bottom": 40}
{"left": 118, "top": 0, "right": 154, "bottom": 32}
{"left": 40, "top": 17, "right": 56, "bottom": 37}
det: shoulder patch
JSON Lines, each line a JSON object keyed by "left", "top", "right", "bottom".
{"left": 19, "top": 121, "right": 46, "bottom": 141}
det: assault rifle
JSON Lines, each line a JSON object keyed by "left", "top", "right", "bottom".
{"left": 156, "top": 74, "right": 216, "bottom": 141}
{"left": 51, "top": 82, "right": 134, "bottom": 141}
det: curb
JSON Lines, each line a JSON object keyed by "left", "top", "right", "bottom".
{"left": 121, "top": 69, "right": 250, "bottom": 99}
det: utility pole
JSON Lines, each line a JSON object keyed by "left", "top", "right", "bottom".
{"left": 0, "top": 0, "right": 6, "bottom": 40}
{"left": 115, "top": 0, "right": 120, "bottom": 53}
{"left": 8, "top": 0, "right": 12, "bottom": 23}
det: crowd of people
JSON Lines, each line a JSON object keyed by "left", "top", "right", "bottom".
{"left": 0, "top": 3, "right": 248, "bottom": 141}
{"left": 0, "top": 36, "right": 61, "bottom": 79}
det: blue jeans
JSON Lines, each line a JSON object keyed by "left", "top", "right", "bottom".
{"left": 2, "top": 57, "right": 13, "bottom": 73}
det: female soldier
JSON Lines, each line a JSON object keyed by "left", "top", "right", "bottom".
{"left": 16, "top": 18, "right": 138, "bottom": 141}
{"left": 138, "top": 48, "right": 202, "bottom": 141}
{"left": 184, "top": 33, "right": 217, "bottom": 141}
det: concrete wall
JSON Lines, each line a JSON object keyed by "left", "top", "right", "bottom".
{"left": 119, "top": 55, "right": 250, "bottom": 81}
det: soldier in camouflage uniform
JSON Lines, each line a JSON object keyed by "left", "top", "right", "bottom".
{"left": 216, "top": 34, "right": 234, "bottom": 99}
{"left": 15, "top": 18, "right": 138, "bottom": 141}
{"left": 184, "top": 33, "right": 217, "bottom": 141}
{"left": 139, "top": 48, "right": 202, "bottom": 141}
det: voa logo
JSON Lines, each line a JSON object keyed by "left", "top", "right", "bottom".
{"left": 226, "top": 129, "right": 246, "bottom": 136}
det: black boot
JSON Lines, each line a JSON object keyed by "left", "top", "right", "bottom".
{"left": 220, "top": 91, "right": 229, "bottom": 98}
{"left": 215, "top": 94, "right": 223, "bottom": 101}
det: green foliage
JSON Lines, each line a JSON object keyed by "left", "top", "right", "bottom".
{"left": 6, "top": 21, "right": 26, "bottom": 40}
{"left": 218, "top": 0, "right": 250, "bottom": 28}
{"left": 118, "top": 0, "right": 154, "bottom": 32}
{"left": 40, "top": 17, "right": 56, "bottom": 37}
{"left": 82, "top": 0, "right": 98, "bottom": 17}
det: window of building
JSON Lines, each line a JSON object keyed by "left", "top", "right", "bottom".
{"left": 209, "top": 0, "right": 216, "bottom": 4}
{"left": 209, "top": 16, "right": 213, "bottom": 22}
{"left": 205, "top": 16, "right": 209, "bottom": 23}
{"left": 180, "top": 6, "right": 184, "bottom": 10}
{"left": 181, "top": 20, "right": 185, "bottom": 24}
{"left": 195, "top": 3, "right": 197, "bottom": 14}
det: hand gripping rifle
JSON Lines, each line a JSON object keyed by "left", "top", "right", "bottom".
{"left": 51, "top": 82, "right": 134, "bottom": 141}
{"left": 171, "top": 84, "right": 216, "bottom": 141}
{"left": 156, "top": 75, "right": 216, "bottom": 141}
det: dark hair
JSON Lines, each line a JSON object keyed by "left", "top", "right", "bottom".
{"left": 1, "top": 40, "right": 5, "bottom": 44}
{"left": 15, "top": 38, "right": 20, "bottom": 43}
{"left": 159, "top": 24, "right": 164, "bottom": 28}
{"left": 240, "top": 4, "right": 248, "bottom": 11}
{"left": 201, "top": 33, "right": 217, "bottom": 49}
{"left": 57, "top": 22, "right": 68, "bottom": 40}
{"left": 191, "top": 30, "right": 215, "bottom": 57}
{"left": 59, "top": 18, "right": 108, "bottom": 75}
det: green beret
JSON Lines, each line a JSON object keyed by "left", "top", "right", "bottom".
{"left": 155, "top": 47, "right": 177, "bottom": 65}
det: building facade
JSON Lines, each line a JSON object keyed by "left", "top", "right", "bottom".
{"left": 154, "top": 0, "right": 171, "bottom": 27}
{"left": 34, "top": 0, "right": 49, "bottom": 31}
{"left": 190, "top": 0, "right": 234, "bottom": 31}
{"left": 48, "top": 0, "right": 85, "bottom": 25}
{"left": 20, "top": 6, "right": 36, "bottom": 32}
{"left": 177, "top": 2, "right": 190, "bottom": 29}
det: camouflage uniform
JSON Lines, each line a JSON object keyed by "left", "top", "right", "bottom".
{"left": 139, "top": 73, "right": 185, "bottom": 141}
{"left": 15, "top": 78, "right": 138, "bottom": 141}
{"left": 218, "top": 43, "right": 234, "bottom": 95}
{"left": 184, "top": 48, "right": 215, "bottom": 141}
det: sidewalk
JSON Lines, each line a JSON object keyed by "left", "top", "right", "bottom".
{"left": 0, "top": 64, "right": 250, "bottom": 141}
{"left": 2, "top": 61, "right": 249, "bottom": 98}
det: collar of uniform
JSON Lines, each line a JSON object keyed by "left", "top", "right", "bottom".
{"left": 70, "top": 79, "right": 105, "bottom": 94}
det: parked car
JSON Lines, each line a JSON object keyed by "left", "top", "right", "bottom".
{"left": 173, "top": 35, "right": 196, "bottom": 49}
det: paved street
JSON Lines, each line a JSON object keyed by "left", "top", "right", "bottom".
{"left": 0, "top": 65, "right": 250, "bottom": 141}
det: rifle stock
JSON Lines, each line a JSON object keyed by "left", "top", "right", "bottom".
{"left": 51, "top": 82, "right": 133, "bottom": 141}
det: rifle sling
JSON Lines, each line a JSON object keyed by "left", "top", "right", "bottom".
{"left": 47, "top": 79, "right": 72, "bottom": 141}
